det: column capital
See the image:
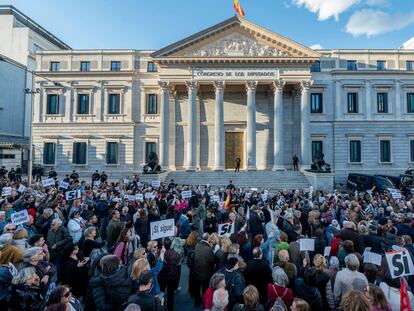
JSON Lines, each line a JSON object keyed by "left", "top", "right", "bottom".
{"left": 272, "top": 79, "right": 285, "bottom": 92}
{"left": 300, "top": 80, "right": 313, "bottom": 91}
{"left": 246, "top": 80, "right": 258, "bottom": 92}
{"left": 158, "top": 80, "right": 170, "bottom": 91}
{"left": 395, "top": 79, "right": 401, "bottom": 84}
{"left": 365, "top": 79, "right": 371, "bottom": 84}
{"left": 185, "top": 80, "right": 198, "bottom": 92}
{"left": 213, "top": 81, "right": 225, "bottom": 92}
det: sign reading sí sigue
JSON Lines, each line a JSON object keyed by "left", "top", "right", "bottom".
{"left": 192, "top": 69, "right": 279, "bottom": 81}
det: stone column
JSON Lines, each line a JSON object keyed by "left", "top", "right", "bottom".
{"left": 186, "top": 81, "right": 198, "bottom": 171}
{"left": 395, "top": 79, "right": 401, "bottom": 119}
{"left": 365, "top": 80, "right": 371, "bottom": 120}
{"left": 158, "top": 81, "right": 170, "bottom": 169}
{"left": 213, "top": 81, "right": 225, "bottom": 171}
{"left": 300, "top": 80, "right": 312, "bottom": 168}
{"left": 273, "top": 79, "right": 285, "bottom": 170}
{"left": 335, "top": 80, "right": 341, "bottom": 120}
{"left": 246, "top": 81, "right": 258, "bottom": 170}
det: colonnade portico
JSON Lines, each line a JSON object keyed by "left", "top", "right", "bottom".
{"left": 158, "top": 78, "right": 313, "bottom": 171}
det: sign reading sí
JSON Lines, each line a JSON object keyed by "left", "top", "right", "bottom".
{"left": 192, "top": 69, "right": 279, "bottom": 81}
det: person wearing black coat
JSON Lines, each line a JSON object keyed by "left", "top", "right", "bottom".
{"left": 135, "top": 210, "right": 149, "bottom": 248}
{"left": 220, "top": 257, "right": 245, "bottom": 311}
{"left": 362, "top": 226, "right": 385, "bottom": 254}
{"left": 157, "top": 238, "right": 180, "bottom": 311}
{"left": 244, "top": 247, "right": 273, "bottom": 305}
{"left": 10, "top": 267, "right": 45, "bottom": 311}
{"left": 192, "top": 234, "right": 216, "bottom": 306}
{"left": 127, "top": 270, "right": 163, "bottom": 311}
{"left": 203, "top": 209, "right": 218, "bottom": 234}
{"left": 60, "top": 243, "right": 89, "bottom": 298}
{"left": 89, "top": 255, "right": 132, "bottom": 311}
{"left": 339, "top": 223, "right": 365, "bottom": 254}
{"left": 295, "top": 267, "right": 323, "bottom": 311}
{"left": 248, "top": 206, "right": 265, "bottom": 239}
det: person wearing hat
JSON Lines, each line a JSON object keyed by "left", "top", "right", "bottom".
{"left": 219, "top": 256, "right": 245, "bottom": 311}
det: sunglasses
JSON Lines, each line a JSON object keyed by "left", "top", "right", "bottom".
{"left": 6, "top": 228, "right": 16, "bottom": 232}
{"left": 153, "top": 245, "right": 158, "bottom": 249}
{"left": 63, "top": 291, "right": 72, "bottom": 298}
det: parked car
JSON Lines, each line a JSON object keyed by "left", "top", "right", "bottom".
{"left": 346, "top": 173, "right": 396, "bottom": 193}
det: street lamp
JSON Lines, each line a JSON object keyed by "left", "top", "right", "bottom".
{"left": 24, "top": 87, "right": 40, "bottom": 185}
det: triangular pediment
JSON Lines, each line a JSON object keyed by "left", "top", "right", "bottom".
{"left": 152, "top": 16, "right": 320, "bottom": 59}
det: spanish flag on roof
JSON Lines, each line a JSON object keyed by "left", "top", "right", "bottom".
{"left": 234, "top": 0, "right": 245, "bottom": 18}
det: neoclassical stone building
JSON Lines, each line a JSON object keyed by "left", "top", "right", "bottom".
{"left": 33, "top": 16, "right": 414, "bottom": 185}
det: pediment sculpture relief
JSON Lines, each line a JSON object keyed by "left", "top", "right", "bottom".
{"left": 184, "top": 33, "right": 291, "bottom": 57}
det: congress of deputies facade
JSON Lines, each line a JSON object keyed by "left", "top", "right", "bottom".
{"left": 32, "top": 16, "right": 414, "bottom": 186}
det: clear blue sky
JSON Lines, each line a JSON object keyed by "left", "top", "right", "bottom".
{"left": 1, "top": 0, "right": 414, "bottom": 50}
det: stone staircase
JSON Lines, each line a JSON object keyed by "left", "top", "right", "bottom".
{"left": 165, "top": 170, "right": 311, "bottom": 191}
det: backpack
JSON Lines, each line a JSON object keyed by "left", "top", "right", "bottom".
{"left": 270, "top": 285, "right": 288, "bottom": 311}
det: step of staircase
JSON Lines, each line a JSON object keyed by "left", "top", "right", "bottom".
{"left": 165, "top": 170, "right": 311, "bottom": 191}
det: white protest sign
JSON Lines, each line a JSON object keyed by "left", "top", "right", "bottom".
{"left": 135, "top": 194, "right": 144, "bottom": 202}
{"left": 151, "top": 180, "right": 160, "bottom": 188}
{"left": 362, "top": 247, "right": 372, "bottom": 259}
{"left": 245, "top": 192, "right": 251, "bottom": 199}
{"left": 385, "top": 249, "right": 414, "bottom": 279}
{"left": 150, "top": 218, "right": 175, "bottom": 240}
{"left": 392, "top": 192, "right": 402, "bottom": 199}
{"left": 59, "top": 182, "right": 69, "bottom": 190}
{"left": 42, "top": 178, "right": 55, "bottom": 187}
{"left": 212, "top": 195, "right": 220, "bottom": 203}
{"left": 251, "top": 188, "right": 258, "bottom": 192}
{"left": 128, "top": 195, "right": 136, "bottom": 202}
{"left": 94, "top": 180, "right": 101, "bottom": 187}
{"left": 218, "top": 222, "right": 234, "bottom": 237}
{"left": 277, "top": 198, "right": 285, "bottom": 207}
{"left": 18, "top": 184, "right": 26, "bottom": 193}
{"left": 366, "top": 189, "right": 372, "bottom": 195}
{"left": 319, "top": 197, "right": 325, "bottom": 204}
{"left": 181, "top": 190, "right": 192, "bottom": 199}
{"left": 262, "top": 193, "right": 268, "bottom": 202}
{"left": 123, "top": 178, "right": 129, "bottom": 184}
{"left": 11, "top": 209, "right": 30, "bottom": 226}
{"left": 299, "top": 238, "right": 315, "bottom": 251}
{"left": 218, "top": 201, "right": 225, "bottom": 211}
{"left": 145, "top": 192, "right": 153, "bottom": 199}
{"left": 308, "top": 186, "right": 314, "bottom": 199}
{"left": 1, "top": 187, "right": 12, "bottom": 197}
{"left": 324, "top": 246, "right": 331, "bottom": 257}
{"left": 65, "top": 190, "right": 81, "bottom": 201}
{"left": 363, "top": 251, "right": 382, "bottom": 266}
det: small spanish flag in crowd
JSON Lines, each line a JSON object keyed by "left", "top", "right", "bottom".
{"left": 401, "top": 277, "right": 412, "bottom": 311}
{"left": 234, "top": 0, "right": 245, "bottom": 18}
{"left": 224, "top": 191, "right": 231, "bottom": 210}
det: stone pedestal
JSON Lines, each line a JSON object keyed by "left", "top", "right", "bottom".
{"left": 303, "top": 171, "right": 334, "bottom": 192}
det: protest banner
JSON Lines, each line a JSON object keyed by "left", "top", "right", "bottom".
{"left": 385, "top": 249, "right": 414, "bottom": 279}
{"left": 218, "top": 222, "right": 234, "bottom": 237}
{"left": 145, "top": 192, "right": 153, "bottom": 199}
{"left": 319, "top": 197, "right": 325, "bottom": 204}
{"left": 11, "top": 209, "right": 30, "bottom": 226}
{"left": 308, "top": 186, "right": 313, "bottom": 199}
{"left": 262, "top": 193, "right": 268, "bottom": 202}
{"left": 181, "top": 190, "right": 192, "bottom": 199}
{"left": 150, "top": 219, "right": 175, "bottom": 240}
{"left": 151, "top": 180, "right": 160, "bottom": 188}
{"left": 362, "top": 247, "right": 372, "bottom": 259}
{"left": 392, "top": 192, "right": 402, "bottom": 199}
{"left": 128, "top": 195, "right": 136, "bottom": 202}
{"left": 251, "top": 188, "right": 258, "bottom": 192}
{"left": 59, "top": 182, "right": 69, "bottom": 190}
{"left": 42, "top": 178, "right": 55, "bottom": 187}
{"left": 245, "top": 192, "right": 251, "bottom": 199}
{"left": 94, "top": 180, "right": 101, "bottom": 187}
{"left": 324, "top": 246, "right": 331, "bottom": 257}
{"left": 65, "top": 190, "right": 81, "bottom": 201}
{"left": 1, "top": 187, "right": 12, "bottom": 197}
{"left": 363, "top": 251, "right": 382, "bottom": 266}
{"left": 18, "top": 184, "right": 26, "bottom": 193}
{"left": 299, "top": 238, "right": 315, "bottom": 251}
{"left": 218, "top": 201, "right": 225, "bottom": 211}
{"left": 135, "top": 193, "right": 144, "bottom": 202}
{"left": 123, "top": 178, "right": 129, "bottom": 184}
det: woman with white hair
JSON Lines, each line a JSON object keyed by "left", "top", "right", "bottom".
{"left": 267, "top": 266, "right": 293, "bottom": 308}
{"left": 212, "top": 288, "right": 229, "bottom": 311}
{"left": 21, "top": 246, "right": 51, "bottom": 289}
{"left": 10, "top": 267, "right": 45, "bottom": 311}
{"left": 333, "top": 254, "right": 368, "bottom": 306}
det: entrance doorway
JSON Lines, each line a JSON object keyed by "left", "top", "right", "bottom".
{"left": 225, "top": 132, "right": 244, "bottom": 170}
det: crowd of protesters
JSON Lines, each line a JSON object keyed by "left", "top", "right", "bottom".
{"left": 0, "top": 169, "right": 414, "bottom": 311}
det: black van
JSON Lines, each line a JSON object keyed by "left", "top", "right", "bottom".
{"left": 346, "top": 173, "right": 396, "bottom": 193}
